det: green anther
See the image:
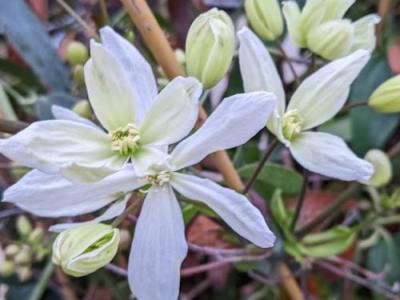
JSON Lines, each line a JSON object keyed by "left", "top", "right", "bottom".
{"left": 109, "top": 123, "right": 141, "bottom": 156}
{"left": 282, "top": 110, "right": 303, "bottom": 141}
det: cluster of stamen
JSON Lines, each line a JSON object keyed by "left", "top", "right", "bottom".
{"left": 109, "top": 124, "right": 141, "bottom": 156}
{"left": 146, "top": 171, "right": 171, "bottom": 186}
{"left": 281, "top": 110, "right": 303, "bottom": 141}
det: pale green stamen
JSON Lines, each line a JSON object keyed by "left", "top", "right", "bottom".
{"left": 146, "top": 171, "right": 171, "bottom": 186}
{"left": 282, "top": 109, "right": 303, "bottom": 141}
{"left": 109, "top": 123, "right": 140, "bottom": 156}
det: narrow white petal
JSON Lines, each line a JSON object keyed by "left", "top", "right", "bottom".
{"left": 84, "top": 40, "right": 137, "bottom": 131}
{"left": 290, "top": 132, "right": 374, "bottom": 181}
{"left": 129, "top": 186, "right": 187, "bottom": 300}
{"left": 3, "top": 166, "right": 143, "bottom": 217}
{"left": 170, "top": 92, "right": 276, "bottom": 170}
{"left": 288, "top": 50, "right": 370, "bottom": 129}
{"left": 0, "top": 120, "right": 122, "bottom": 180}
{"left": 324, "top": 0, "right": 355, "bottom": 20}
{"left": 51, "top": 105, "right": 98, "bottom": 129}
{"left": 49, "top": 196, "right": 129, "bottom": 232}
{"left": 139, "top": 77, "right": 202, "bottom": 146}
{"left": 171, "top": 173, "right": 275, "bottom": 248}
{"left": 238, "top": 27, "right": 286, "bottom": 117}
{"left": 99, "top": 27, "right": 157, "bottom": 121}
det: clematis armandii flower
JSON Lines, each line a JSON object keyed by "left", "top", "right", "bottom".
{"left": 4, "top": 90, "right": 277, "bottom": 300}
{"left": 0, "top": 27, "right": 202, "bottom": 183}
{"left": 238, "top": 27, "right": 373, "bottom": 181}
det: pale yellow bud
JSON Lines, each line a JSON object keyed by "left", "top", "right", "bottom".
{"left": 245, "top": 0, "right": 284, "bottom": 41}
{"left": 364, "top": 149, "right": 392, "bottom": 187}
{"left": 72, "top": 65, "right": 85, "bottom": 86}
{"left": 5, "top": 244, "right": 20, "bottom": 258}
{"left": 17, "top": 266, "right": 32, "bottom": 281}
{"left": 28, "top": 228, "right": 44, "bottom": 245}
{"left": 72, "top": 100, "right": 93, "bottom": 119}
{"left": 52, "top": 224, "right": 120, "bottom": 277}
{"left": 16, "top": 216, "right": 32, "bottom": 237}
{"left": 307, "top": 20, "right": 354, "bottom": 60}
{"left": 14, "top": 248, "right": 31, "bottom": 265}
{"left": 186, "top": 8, "right": 235, "bottom": 89}
{"left": 369, "top": 75, "right": 400, "bottom": 113}
{"left": 66, "top": 41, "right": 89, "bottom": 66}
{"left": 0, "top": 261, "right": 15, "bottom": 277}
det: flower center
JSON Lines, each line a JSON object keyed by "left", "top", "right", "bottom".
{"left": 109, "top": 124, "right": 141, "bottom": 156}
{"left": 282, "top": 110, "right": 303, "bottom": 141}
{"left": 146, "top": 171, "right": 171, "bottom": 186}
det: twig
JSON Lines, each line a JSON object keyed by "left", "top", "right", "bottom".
{"left": 290, "top": 170, "right": 309, "bottom": 231}
{"left": 0, "top": 119, "right": 28, "bottom": 134}
{"left": 29, "top": 259, "right": 54, "bottom": 300}
{"left": 295, "top": 183, "right": 360, "bottom": 239}
{"left": 111, "top": 197, "right": 142, "bottom": 227}
{"left": 105, "top": 263, "right": 128, "bottom": 277}
{"left": 181, "top": 278, "right": 212, "bottom": 300}
{"left": 56, "top": 0, "right": 99, "bottom": 40}
{"left": 278, "top": 43, "right": 300, "bottom": 86}
{"left": 243, "top": 138, "right": 279, "bottom": 194}
{"left": 188, "top": 243, "right": 268, "bottom": 258}
{"left": 98, "top": 0, "right": 110, "bottom": 24}
{"left": 340, "top": 100, "right": 369, "bottom": 113}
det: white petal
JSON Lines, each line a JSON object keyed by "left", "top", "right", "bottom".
{"left": 290, "top": 132, "right": 374, "bottom": 181}
{"left": 0, "top": 120, "right": 123, "bottom": 179}
{"left": 3, "top": 166, "right": 143, "bottom": 217}
{"left": 324, "top": 0, "right": 355, "bottom": 21}
{"left": 129, "top": 186, "right": 187, "bottom": 300}
{"left": 51, "top": 105, "right": 98, "bottom": 129}
{"left": 282, "top": 1, "right": 306, "bottom": 47}
{"left": 131, "top": 146, "right": 169, "bottom": 176}
{"left": 84, "top": 40, "right": 137, "bottom": 131}
{"left": 287, "top": 49, "right": 370, "bottom": 129}
{"left": 49, "top": 196, "right": 129, "bottom": 232}
{"left": 238, "top": 27, "right": 286, "bottom": 117}
{"left": 171, "top": 173, "right": 275, "bottom": 248}
{"left": 139, "top": 77, "right": 202, "bottom": 146}
{"left": 99, "top": 27, "right": 157, "bottom": 121}
{"left": 351, "top": 14, "right": 381, "bottom": 52}
{"left": 170, "top": 92, "right": 276, "bottom": 170}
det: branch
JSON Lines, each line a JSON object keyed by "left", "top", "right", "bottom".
{"left": 0, "top": 119, "right": 28, "bottom": 134}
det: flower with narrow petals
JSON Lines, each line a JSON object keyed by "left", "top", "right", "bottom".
{"left": 238, "top": 27, "right": 373, "bottom": 181}
{"left": 0, "top": 27, "right": 202, "bottom": 182}
{"left": 3, "top": 91, "right": 277, "bottom": 300}
{"left": 282, "top": 0, "right": 380, "bottom": 60}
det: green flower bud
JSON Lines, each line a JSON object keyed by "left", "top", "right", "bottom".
{"left": 16, "top": 215, "right": 32, "bottom": 237}
{"left": 66, "top": 41, "right": 89, "bottom": 66}
{"left": 369, "top": 75, "right": 400, "bottom": 113}
{"left": 16, "top": 266, "right": 32, "bottom": 281}
{"left": 28, "top": 228, "right": 44, "bottom": 245}
{"left": 186, "top": 8, "right": 234, "bottom": 89}
{"left": 72, "top": 100, "right": 93, "bottom": 119}
{"left": 14, "top": 248, "right": 32, "bottom": 265}
{"left": 245, "top": 0, "right": 284, "bottom": 41}
{"left": 363, "top": 149, "right": 392, "bottom": 187}
{"left": 0, "top": 260, "right": 15, "bottom": 277}
{"left": 72, "top": 65, "right": 85, "bottom": 86}
{"left": 52, "top": 224, "right": 120, "bottom": 277}
{"left": 307, "top": 20, "right": 354, "bottom": 60}
{"left": 5, "top": 244, "right": 20, "bottom": 258}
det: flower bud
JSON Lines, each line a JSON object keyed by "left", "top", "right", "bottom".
{"left": 186, "top": 8, "right": 234, "bottom": 89}
{"left": 245, "top": 0, "right": 284, "bottom": 41}
{"left": 307, "top": 20, "right": 354, "bottom": 60}
{"left": 28, "top": 228, "right": 44, "bottom": 245}
{"left": 17, "top": 266, "right": 32, "bottom": 281}
{"left": 14, "top": 248, "right": 31, "bottom": 265}
{"left": 72, "top": 100, "right": 93, "bottom": 119}
{"left": 369, "top": 75, "right": 400, "bottom": 113}
{"left": 0, "top": 260, "right": 15, "bottom": 277}
{"left": 66, "top": 41, "right": 89, "bottom": 66}
{"left": 363, "top": 149, "right": 392, "bottom": 187}
{"left": 16, "top": 215, "right": 32, "bottom": 237}
{"left": 52, "top": 224, "right": 120, "bottom": 277}
{"left": 72, "top": 65, "right": 85, "bottom": 86}
{"left": 5, "top": 244, "right": 20, "bottom": 258}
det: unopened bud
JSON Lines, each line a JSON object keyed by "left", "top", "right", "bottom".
{"left": 16, "top": 215, "right": 32, "bottom": 237}
{"left": 14, "top": 248, "right": 31, "bottom": 265}
{"left": 363, "top": 149, "right": 392, "bottom": 187}
{"left": 245, "top": 0, "right": 284, "bottom": 41}
{"left": 28, "top": 228, "right": 44, "bottom": 245}
{"left": 72, "top": 65, "right": 85, "bottom": 85}
{"left": 66, "top": 41, "right": 89, "bottom": 66}
{"left": 186, "top": 8, "right": 235, "bottom": 89}
{"left": 5, "top": 244, "right": 20, "bottom": 258}
{"left": 307, "top": 20, "right": 354, "bottom": 60}
{"left": 369, "top": 75, "right": 400, "bottom": 113}
{"left": 0, "top": 261, "right": 15, "bottom": 277}
{"left": 52, "top": 223, "right": 120, "bottom": 277}
{"left": 72, "top": 100, "right": 92, "bottom": 119}
{"left": 17, "top": 266, "right": 32, "bottom": 281}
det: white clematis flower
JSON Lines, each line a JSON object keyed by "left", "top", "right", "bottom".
{"left": 3, "top": 91, "right": 277, "bottom": 300}
{"left": 238, "top": 27, "right": 374, "bottom": 181}
{"left": 0, "top": 26, "right": 202, "bottom": 182}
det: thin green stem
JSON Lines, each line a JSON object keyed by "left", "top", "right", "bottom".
{"left": 290, "top": 170, "right": 309, "bottom": 231}
{"left": 0, "top": 119, "right": 28, "bottom": 134}
{"left": 243, "top": 138, "right": 279, "bottom": 194}
{"left": 29, "top": 259, "right": 54, "bottom": 300}
{"left": 295, "top": 183, "right": 360, "bottom": 239}
{"left": 99, "top": 0, "right": 110, "bottom": 24}
{"left": 341, "top": 100, "right": 369, "bottom": 113}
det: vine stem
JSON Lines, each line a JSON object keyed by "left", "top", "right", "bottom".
{"left": 29, "top": 258, "right": 54, "bottom": 300}
{"left": 111, "top": 197, "right": 142, "bottom": 227}
{"left": 340, "top": 100, "right": 369, "bottom": 113}
{"left": 119, "top": 1, "right": 303, "bottom": 298}
{"left": 0, "top": 119, "right": 28, "bottom": 134}
{"left": 290, "top": 170, "right": 309, "bottom": 231}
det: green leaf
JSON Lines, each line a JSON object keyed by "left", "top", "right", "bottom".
{"left": 349, "top": 54, "right": 399, "bottom": 155}
{"left": 238, "top": 163, "right": 303, "bottom": 199}
{"left": 0, "top": 0, "right": 71, "bottom": 92}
